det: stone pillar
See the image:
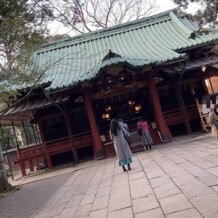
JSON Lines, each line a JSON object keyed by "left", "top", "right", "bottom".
{"left": 148, "top": 75, "right": 172, "bottom": 141}
{"left": 84, "top": 95, "right": 104, "bottom": 159}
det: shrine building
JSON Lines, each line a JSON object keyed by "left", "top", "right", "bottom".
{"left": 1, "top": 8, "right": 218, "bottom": 176}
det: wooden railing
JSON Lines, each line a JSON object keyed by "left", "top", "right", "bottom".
{"left": 19, "top": 144, "right": 41, "bottom": 159}
{"left": 18, "top": 131, "right": 93, "bottom": 159}
{"left": 16, "top": 131, "right": 94, "bottom": 176}
{"left": 163, "top": 104, "right": 199, "bottom": 125}
{"left": 45, "top": 131, "right": 92, "bottom": 146}
{"left": 45, "top": 134, "right": 93, "bottom": 155}
{"left": 18, "top": 104, "right": 199, "bottom": 160}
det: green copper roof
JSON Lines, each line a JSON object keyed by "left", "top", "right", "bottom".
{"left": 34, "top": 8, "right": 218, "bottom": 91}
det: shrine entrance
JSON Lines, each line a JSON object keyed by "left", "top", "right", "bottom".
{"left": 93, "top": 88, "right": 155, "bottom": 134}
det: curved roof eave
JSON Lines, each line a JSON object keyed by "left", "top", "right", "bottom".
{"left": 45, "top": 54, "right": 186, "bottom": 93}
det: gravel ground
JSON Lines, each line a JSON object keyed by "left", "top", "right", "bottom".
{"left": 0, "top": 172, "right": 72, "bottom": 218}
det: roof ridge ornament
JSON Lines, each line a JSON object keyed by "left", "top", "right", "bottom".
{"left": 102, "top": 50, "right": 121, "bottom": 61}
{"left": 189, "top": 32, "right": 196, "bottom": 39}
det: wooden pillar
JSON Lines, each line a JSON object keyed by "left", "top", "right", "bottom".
{"left": 84, "top": 95, "right": 104, "bottom": 159}
{"left": 148, "top": 75, "right": 172, "bottom": 141}
{"left": 16, "top": 145, "right": 21, "bottom": 160}
{"left": 15, "top": 140, "right": 27, "bottom": 176}
{"left": 206, "top": 70, "right": 214, "bottom": 94}
{"left": 192, "top": 88, "right": 209, "bottom": 132}
{"left": 173, "top": 81, "right": 192, "bottom": 134}
{"left": 201, "top": 72, "right": 209, "bottom": 95}
{"left": 63, "top": 106, "right": 79, "bottom": 164}
{"left": 37, "top": 121, "right": 46, "bottom": 145}
{"left": 19, "top": 160, "right": 26, "bottom": 176}
{"left": 12, "top": 122, "right": 28, "bottom": 175}
{"left": 31, "top": 124, "right": 46, "bottom": 169}
{"left": 36, "top": 121, "right": 49, "bottom": 169}
{"left": 22, "top": 122, "right": 29, "bottom": 145}
{"left": 28, "top": 160, "right": 34, "bottom": 172}
{"left": 36, "top": 158, "right": 40, "bottom": 170}
{"left": 12, "top": 122, "right": 19, "bottom": 146}
{"left": 46, "top": 155, "right": 52, "bottom": 169}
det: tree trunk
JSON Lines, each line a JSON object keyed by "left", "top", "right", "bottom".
{"left": 0, "top": 146, "right": 9, "bottom": 192}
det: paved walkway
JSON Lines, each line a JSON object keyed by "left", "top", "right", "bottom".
{"left": 8, "top": 133, "right": 218, "bottom": 217}
{"left": 0, "top": 173, "right": 71, "bottom": 218}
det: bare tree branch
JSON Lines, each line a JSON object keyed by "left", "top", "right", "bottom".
{"left": 48, "top": 0, "right": 157, "bottom": 33}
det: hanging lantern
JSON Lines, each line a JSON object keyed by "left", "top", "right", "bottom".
{"left": 128, "top": 100, "right": 135, "bottom": 106}
{"left": 105, "top": 113, "right": 110, "bottom": 120}
{"left": 134, "top": 104, "right": 142, "bottom": 113}
{"left": 106, "top": 105, "right": 112, "bottom": 111}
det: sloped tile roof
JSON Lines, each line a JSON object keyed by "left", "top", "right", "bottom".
{"left": 34, "top": 8, "right": 218, "bottom": 91}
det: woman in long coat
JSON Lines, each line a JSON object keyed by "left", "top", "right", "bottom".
{"left": 110, "top": 119, "right": 133, "bottom": 172}
{"left": 209, "top": 110, "right": 218, "bottom": 138}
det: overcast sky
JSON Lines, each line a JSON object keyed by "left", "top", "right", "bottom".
{"left": 48, "top": 0, "right": 201, "bottom": 35}
{"left": 154, "top": 0, "right": 200, "bottom": 14}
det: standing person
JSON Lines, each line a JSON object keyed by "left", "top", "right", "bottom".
{"left": 118, "top": 118, "right": 131, "bottom": 149}
{"left": 110, "top": 119, "right": 133, "bottom": 172}
{"left": 137, "top": 118, "right": 153, "bottom": 151}
{"left": 209, "top": 108, "right": 218, "bottom": 139}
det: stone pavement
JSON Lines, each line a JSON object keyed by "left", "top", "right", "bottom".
{"left": 9, "top": 160, "right": 95, "bottom": 187}
{"left": 10, "top": 133, "right": 218, "bottom": 217}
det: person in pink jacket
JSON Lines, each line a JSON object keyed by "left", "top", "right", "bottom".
{"left": 137, "top": 118, "right": 153, "bottom": 151}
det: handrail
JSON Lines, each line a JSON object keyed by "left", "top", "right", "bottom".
{"left": 163, "top": 104, "right": 196, "bottom": 116}
{"left": 163, "top": 104, "right": 198, "bottom": 125}
{"left": 45, "top": 131, "right": 92, "bottom": 145}
{"left": 18, "top": 132, "right": 94, "bottom": 159}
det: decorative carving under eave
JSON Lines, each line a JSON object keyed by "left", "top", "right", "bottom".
{"left": 91, "top": 81, "right": 147, "bottom": 99}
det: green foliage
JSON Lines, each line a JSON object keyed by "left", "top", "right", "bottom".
{"left": 0, "top": 124, "right": 39, "bottom": 151}
{"left": 0, "top": 127, "right": 17, "bottom": 150}
{"left": 212, "top": 41, "right": 218, "bottom": 54}
{"left": 0, "top": 0, "right": 52, "bottom": 103}
{"left": 173, "top": 0, "right": 218, "bottom": 28}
